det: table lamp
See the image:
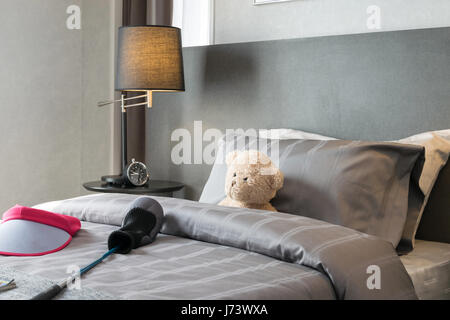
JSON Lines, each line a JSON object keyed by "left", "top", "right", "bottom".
{"left": 98, "top": 25, "right": 185, "bottom": 185}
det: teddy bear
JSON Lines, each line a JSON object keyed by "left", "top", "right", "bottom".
{"left": 219, "top": 150, "right": 284, "bottom": 212}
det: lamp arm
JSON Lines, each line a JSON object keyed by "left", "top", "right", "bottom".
{"left": 97, "top": 100, "right": 120, "bottom": 107}
{"left": 97, "top": 91, "right": 152, "bottom": 109}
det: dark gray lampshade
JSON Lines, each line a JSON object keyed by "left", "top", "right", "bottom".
{"left": 116, "top": 26, "right": 185, "bottom": 91}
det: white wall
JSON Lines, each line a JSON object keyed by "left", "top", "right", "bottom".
{"left": 173, "top": 0, "right": 214, "bottom": 47}
{"left": 0, "top": 0, "right": 118, "bottom": 214}
{"left": 214, "top": 0, "right": 450, "bottom": 44}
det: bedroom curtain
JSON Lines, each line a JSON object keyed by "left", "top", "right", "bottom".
{"left": 122, "top": 0, "right": 173, "bottom": 164}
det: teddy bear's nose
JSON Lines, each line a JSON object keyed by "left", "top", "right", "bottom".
{"left": 232, "top": 181, "right": 236, "bottom": 187}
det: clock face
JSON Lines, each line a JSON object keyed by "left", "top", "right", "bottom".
{"left": 127, "top": 161, "right": 149, "bottom": 186}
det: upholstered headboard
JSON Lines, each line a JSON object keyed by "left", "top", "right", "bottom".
{"left": 146, "top": 27, "right": 450, "bottom": 201}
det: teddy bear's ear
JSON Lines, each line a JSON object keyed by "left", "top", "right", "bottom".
{"left": 225, "top": 151, "right": 239, "bottom": 166}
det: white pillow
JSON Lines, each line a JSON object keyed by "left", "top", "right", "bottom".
{"left": 258, "top": 128, "right": 336, "bottom": 140}
{"left": 396, "top": 129, "right": 450, "bottom": 144}
{"left": 260, "top": 128, "right": 450, "bottom": 142}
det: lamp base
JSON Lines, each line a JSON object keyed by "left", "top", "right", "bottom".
{"left": 101, "top": 174, "right": 128, "bottom": 186}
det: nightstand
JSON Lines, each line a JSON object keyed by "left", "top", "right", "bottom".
{"left": 83, "top": 180, "right": 184, "bottom": 198}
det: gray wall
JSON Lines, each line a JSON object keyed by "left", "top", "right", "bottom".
{"left": 81, "top": 0, "right": 122, "bottom": 184}
{"left": 0, "top": 0, "right": 118, "bottom": 214}
{"left": 146, "top": 27, "right": 450, "bottom": 201}
{"left": 214, "top": 0, "right": 450, "bottom": 44}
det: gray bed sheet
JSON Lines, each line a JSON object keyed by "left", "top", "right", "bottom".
{"left": 401, "top": 240, "right": 450, "bottom": 300}
{"left": 0, "top": 193, "right": 418, "bottom": 300}
{"left": 0, "top": 220, "right": 334, "bottom": 300}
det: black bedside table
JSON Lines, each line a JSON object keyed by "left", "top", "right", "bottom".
{"left": 83, "top": 180, "right": 184, "bottom": 198}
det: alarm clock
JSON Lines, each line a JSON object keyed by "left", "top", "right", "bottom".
{"left": 126, "top": 159, "right": 149, "bottom": 186}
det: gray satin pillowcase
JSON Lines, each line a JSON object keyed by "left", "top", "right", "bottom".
{"left": 259, "top": 129, "right": 450, "bottom": 252}
{"left": 200, "top": 135, "right": 425, "bottom": 251}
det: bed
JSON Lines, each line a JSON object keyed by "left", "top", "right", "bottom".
{"left": 401, "top": 240, "right": 450, "bottom": 300}
{"left": 1, "top": 27, "right": 450, "bottom": 300}
{"left": 0, "top": 194, "right": 418, "bottom": 300}
{"left": 2, "top": 131, "right": 450, "bottom": 300}
{"left": 0, "top": 189, "right": 448, "bottom": 300}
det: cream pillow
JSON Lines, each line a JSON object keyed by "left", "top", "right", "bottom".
{"left": 396, "top": 132, "right": 450, "bottom": 249}
{"left": 397, "top": 131, "right": 450, "bottom": 195}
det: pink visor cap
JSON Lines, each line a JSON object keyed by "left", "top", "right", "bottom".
{"left": 0, "top": 205, "right": 81, "bottom": 256}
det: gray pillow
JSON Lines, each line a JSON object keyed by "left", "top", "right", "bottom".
{"left": 258, "top": 128, "right": 450, "bottom": 252}
{"left": 200, "top": 135, "right": 425, "bottom": 250}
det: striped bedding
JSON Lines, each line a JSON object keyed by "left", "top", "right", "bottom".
{"left": 0, "top": 193, "right": 417, "bottom": 300}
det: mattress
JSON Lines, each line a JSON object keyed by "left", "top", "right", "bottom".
{"left": 401, "top": 240, "right": 450, "bottom": 300}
